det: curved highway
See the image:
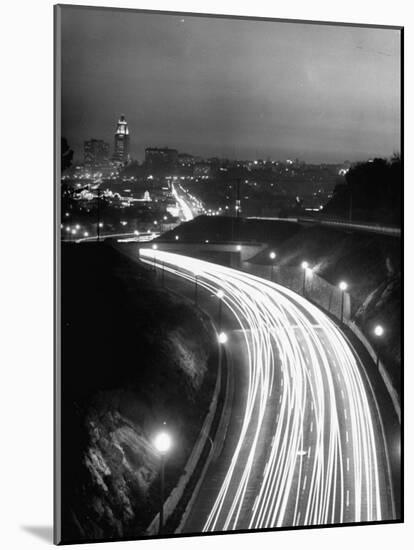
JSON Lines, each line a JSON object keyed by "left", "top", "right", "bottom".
{"left": 139, "top": 249, "right": 395, "bottom": 531}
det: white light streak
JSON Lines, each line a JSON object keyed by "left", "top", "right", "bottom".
{"left": 139, "top": 249, "right": 386, "bottom": 530}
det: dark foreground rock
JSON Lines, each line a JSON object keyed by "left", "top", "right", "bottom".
{"left": 60, "top": 243, "right": 217, "bottom": 542}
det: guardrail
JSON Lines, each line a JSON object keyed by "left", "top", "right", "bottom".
{"left": 246, "top": 216, "right": 401, "bottom": 237}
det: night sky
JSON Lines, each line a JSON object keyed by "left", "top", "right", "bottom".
{"left": 60, "top": 6, "right": 401, "bottom": 163}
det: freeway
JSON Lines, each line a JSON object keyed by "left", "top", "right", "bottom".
{"left": 140, "top": 249, "right": 396, "bottom": 532}
{"left": 171, "top": 183, "right": 203, "bottom": 221}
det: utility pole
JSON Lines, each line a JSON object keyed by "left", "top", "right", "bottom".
{"left": 159, "top": 454, "right": 165, "bottom": 535}
{"left": 235, "top": 178, "right": 241, "bottom": 219}
{"left": 97, "top": 188, "right": 101, "bottom": 242}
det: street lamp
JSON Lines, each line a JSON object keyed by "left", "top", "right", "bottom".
{"left": 301, "top": 261, "right": 309, "bottom": 296}
{"left": 218, "top": 332, "right": 228, "bottom": 344}
{"left": 269, "top": 251, "right": 276, "bottom": 281}
{"left": 153, "top": 430, "right": 172, "bottom": 535}
{"left": 193, "top": 269, "right": 201, "bottom": 305}
{"left": 373, "top": 325, "right": 384, "bottom": 367}
{"left": 236, "top": 244, "right": 242, "bottom": 251}
{"left": 339, "top": 281, "right": 348, "bottom": 324}
{"left": 216, "top": 290, "right": 224, "bottom": 331}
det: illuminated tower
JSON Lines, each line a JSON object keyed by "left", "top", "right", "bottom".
{"left": 112, "top": 114, "right": 130, "bottom": 164}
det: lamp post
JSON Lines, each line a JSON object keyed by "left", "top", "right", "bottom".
{"left": 216, "top": 290, "right": 224, "bottom": 332}
{"left": 301, "top": 261, "right": 309, "bottom": 296}
{"left": 269, "top": 251, "right": 276, "bottom": 281}
{"left": 96, "top": 188, "right": 101, "bottom": 242}
{"left": 339, "top": 281, "right": 348, "bottom": 324}
{"left": 153, "top": 430, "right": 172, "bottom": 535}
{"left": 373, "top": 325, "right": 384, "bottom": 368}
{"left": 193, "top": 270, "right": 201, "bottom": 306}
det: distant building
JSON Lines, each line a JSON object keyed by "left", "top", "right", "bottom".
{"left": 145, "top": 147, "right": 178, "bottom": 172}
{"left": 84, "top": 139, "right": 110, "bottom": 166}
{"left": 177, "top": 153, "right": 195, "bottom": 167}
{"left": 112, "top": 115, "right": 130, "bottom": 164}
{"left": 194, "top": 161, "right": 212, "bottom": 178}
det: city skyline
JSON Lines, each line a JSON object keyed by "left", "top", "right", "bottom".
{"left": 61, "top": 7, "right": 401, "bottom": 164}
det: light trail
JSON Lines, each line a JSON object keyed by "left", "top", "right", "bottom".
{"left": 140, "top": 249, "right": 390, "bottom": 530}
{"left": 171, "top": 183, "right": 194, "bottom": 221}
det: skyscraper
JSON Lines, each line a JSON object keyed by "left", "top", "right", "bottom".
{"left": 112, "top": 115, "right": 130, "bottom": 164}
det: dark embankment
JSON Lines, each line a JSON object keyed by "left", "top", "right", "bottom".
{"left": 60, "top": 242, "right": 217, "bottom": 543}
{"left": 157, "top": 214, "right": 301, "bottom": 245}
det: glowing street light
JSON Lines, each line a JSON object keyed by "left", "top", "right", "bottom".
{"left": 373, "top": 325, "right": 384, "bottom": 367}
{"left": 339, "top": 281, "right": 348, "bottom": 291}
{"left": 175, "top": 235, "right": 180, "bottom": 241}
{"left": 218, "top": 332, "right": 228, "bottom": 344}
{"left": 153, "top": 430, "right": 172, "bottom": 535}
{"left": 217, "top": 290, "right": 224, "bottom": 331}
{"left": 339, "top": 281, "right": 348, "bottom": 324}
{"left": 269, "top": 251, "right": 276, "bottom": 281}
{"left": 236, "top": 244, "right": 242, "bottom": 252}
{"left": 154, "top": 431, "right": 172, "bottom": 454}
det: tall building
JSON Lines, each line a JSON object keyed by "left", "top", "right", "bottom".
{"left": 84, "top": 139, "right": 110, "bottom": 166}
{"left": 112, "top": 115, "right": 130, "bottom": 164}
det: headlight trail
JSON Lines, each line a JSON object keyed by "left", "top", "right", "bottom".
{"left": 140, "top": 249, "right": 389, "bottom": 531}
{"left": 171, "top": 183, "right": 194, "bottom": 221}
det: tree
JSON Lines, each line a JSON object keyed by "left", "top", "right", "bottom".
{"left": 61, "top": 137, "right": 74, "bottom": 172}
{"left": 323, "top": 157, "right": 401, "bottom": 225}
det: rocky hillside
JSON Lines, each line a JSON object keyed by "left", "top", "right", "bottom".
{"left": 60, "top": 243, "right": 217, "bottom": 543}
